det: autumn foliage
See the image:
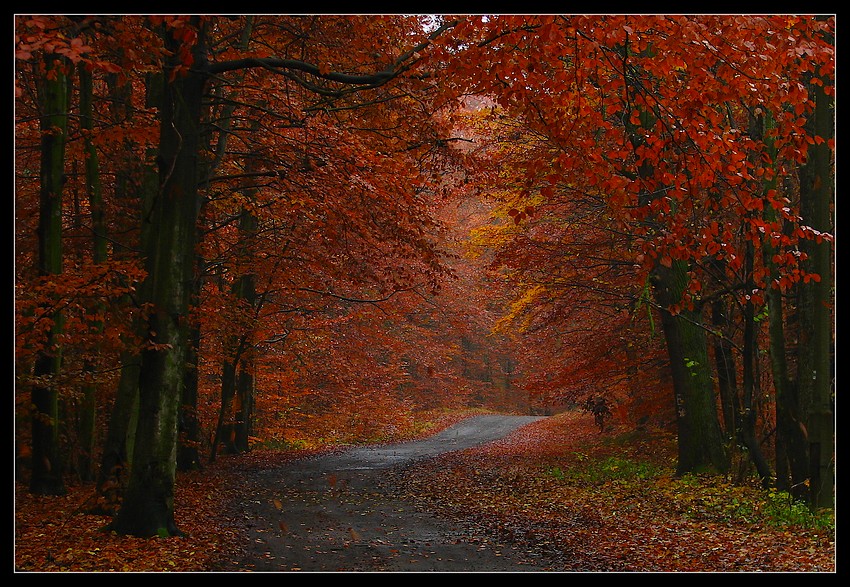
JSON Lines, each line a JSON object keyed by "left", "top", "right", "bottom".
{"left": 15, "top": 13, "right": 833, "bottom": 565}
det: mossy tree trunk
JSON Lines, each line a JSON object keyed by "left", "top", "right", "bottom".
{"left": 619, "top": 40, "right": 728, "bottom": 476}
{"left": 651, "top": 260, "right": 729, "bottom": 476}
{"left": 109, "top": 18, "right": 207, "bottom": 537}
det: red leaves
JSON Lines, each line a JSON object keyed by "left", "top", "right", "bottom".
{"left": 14, "top": 462, "right": 243, "bottom": 571}
{"left": 507, "top": 205, "right": 535, "bottom": 224}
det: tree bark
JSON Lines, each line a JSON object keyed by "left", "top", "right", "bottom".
{"left": 739, "top": 240, "right": 773, "bottom": 487}
{"left": 234, "top": 362, "right": 255, "bottom": 452}
{"left": 710, "top": 295, "right": 738, "bottom": 440}
{"left": 620, "top": 50, "right": 728, "bottom": 476}
{"left": 109, "top": 18, "right": 207, "bottom": 537}
{"left": 229, "top": 201, "right": 259, "bottom": 454}
{"left": 797, "top": 66, "right": 834, "bottom": 510}
{"left": 177, "top": 313, "right": 203, "bottom": 471}
{"left": 76, "top": 61, "right": 106, "bottom": 483}
{"left": 30, "top": 53, "right": 69, "bottom": 496}
{"left": 749, "top": 109, "right": 808, "bottom": 495}
{"left": 95, "top": 72, "right": 158, "bottom": 512}
{"left": 211, "top": 355, "right": 240, "bottom": 461}
{"left": 651, "top": 260, "right": 729, "bottom": 475}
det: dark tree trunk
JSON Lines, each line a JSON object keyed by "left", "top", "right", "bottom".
{"left": 710, "top": 296, "right": 738, "bottom": 440}
{"left": 109, "top": 18, "right": 207, "bottom": 537}
{"left": 95, "top": 73, "right": 159, "bottom": 513}
{"left": 211, "top": 356, "right": 240, "bottom": 461}
{"left": 177, "top": 227, "right": 204, "bottom": 473}
{"left": 651, "top": 260, "right": 729, "bottom": 476}
{"left": 234, "top": 363, "right": 255, "bottom": 453}
{"left": 76, "top": 61, "right": 106, "bottom": 483}
{"left": 797, "top": 63, "right": 835, "bottom": 510}
{"left": 30, "top": 53, "right": 69, "bottom": 496}
{"left": 739, "top": 240, "right": 773, "bottom": 487}
{"left": 177, "top": 317, "right": 203, "bottom": 471}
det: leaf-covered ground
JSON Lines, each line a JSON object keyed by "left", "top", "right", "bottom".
{"left": 388, "top": 412, "right": 836, "bottom": 572}
{"left": 14, "top": 411, "right": 835, "bottom": 572}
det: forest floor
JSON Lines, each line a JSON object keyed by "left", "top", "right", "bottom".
{"left": 14, "top": 410, "right": 836, "bottom": 573}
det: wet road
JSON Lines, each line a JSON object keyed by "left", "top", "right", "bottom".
{"left": 218, "top": 415, "right": 549, "bottom": 572}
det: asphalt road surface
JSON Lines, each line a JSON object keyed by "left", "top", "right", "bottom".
{"left": 216, "top": 414, "right": 549, "bottom": 572}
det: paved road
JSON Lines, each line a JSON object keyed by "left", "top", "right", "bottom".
{"left": 217, "top": 415, "right": 549, "bottom": 572}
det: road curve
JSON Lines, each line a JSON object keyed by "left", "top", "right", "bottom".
{"left": 216, "top": 415, "right": 550, "bottom": 572}
{"left": 311, "top": 414, "right": 545, "bottom": 475}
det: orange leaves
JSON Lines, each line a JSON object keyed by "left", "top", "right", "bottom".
{"left": 796, "top": 224, "right": 833, "bottom": 245}
{"left": 14, "top": 462, "right": 243, "bottom": 571}
{"left": 15, "top": 261, "right": 147, "bottom": 368}
{"left": 536, "top": 21, "right": 561, "bottom": 44}
{"left": 15, "top": 16, "right": 92, "bottom": 65}
{"left": 54, "top": 37, "right": 92, "bottom": 63}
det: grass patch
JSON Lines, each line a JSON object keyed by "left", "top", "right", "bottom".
{"left": 544, "top": 452, "right": 834, "bottom": 533}
{"left": 667, "top": 474, "right": 835, "bottom": 530}
{"left": 546, "top": 454, "right": 665, "bottom": 484}
{"left": 252, "top": 437, "right": 312, "bottom": 451}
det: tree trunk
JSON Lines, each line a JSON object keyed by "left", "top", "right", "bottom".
{"left": 621, "top": 60, "right": 727, "bottom": 475}
{"left": 710, "top": 295, "right": 738, "bottom": 440}
{"left": 230, "top": 209, "right": 259, "bottom": 454}
{"left": 95, "top": 348, "right": 139, "bottom": 513}
{"left": 177, "top": 227, "right": 204, "bottom": 472}
{"left": 30, "top": 53, "right": 69, "bottom": 496}
{"left": 210, "top": 100, "right": 260, "bottom": 460}
{"left": 211, "top": 356, "right": 240, "bottom": 461}
{"left": 109, "top": 18, "right": 207, "bottom": 537}
{"left": 797, "top": 65, "right": 835, "bottom": 510}
{"left": 234, "top": 362, "right": 255, "bottom": 453}
{"left": 750, "top": 109, "right": 809, "bottom": 496}
{"left": 76, "top": 61, "right": 106, "bottom": 483}
{"left": 651, "top": 259, "right": 729, "bottom": 476}
{"left": 95, "top": 73, "right": 159, "bottom": 512}
{"left": 739, "top": 240, "right": 773, "bottom": 487}
{"left": 177, "top": 317, "right": 203, "bottom": 471}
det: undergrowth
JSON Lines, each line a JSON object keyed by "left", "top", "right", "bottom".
{"left": 543, "top": 431, "right": 834, "bottom": 533}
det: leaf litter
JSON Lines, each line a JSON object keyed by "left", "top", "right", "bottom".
{"left": 15, "top": 412, "right": 834, "bottom": 572}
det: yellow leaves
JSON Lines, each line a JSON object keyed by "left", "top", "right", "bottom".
{"left": 493, "top": 284, "right": 546, "bottom": 334}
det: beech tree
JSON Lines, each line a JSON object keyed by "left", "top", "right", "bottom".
{"left": 19, "top": 14, "right": 461, "bottom": 536}
{"left": 795, "top": 22, "right": 834, "bottom": 508}
{"left": 432, "top": 15, "right": 834, "bottom": 487}
{"left": 105, "top": 15, "right": 462, "bottom": 536}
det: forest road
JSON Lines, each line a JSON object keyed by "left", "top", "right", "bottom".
{"left": 214, "top": 414, "right": 551, "bottom": 573}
